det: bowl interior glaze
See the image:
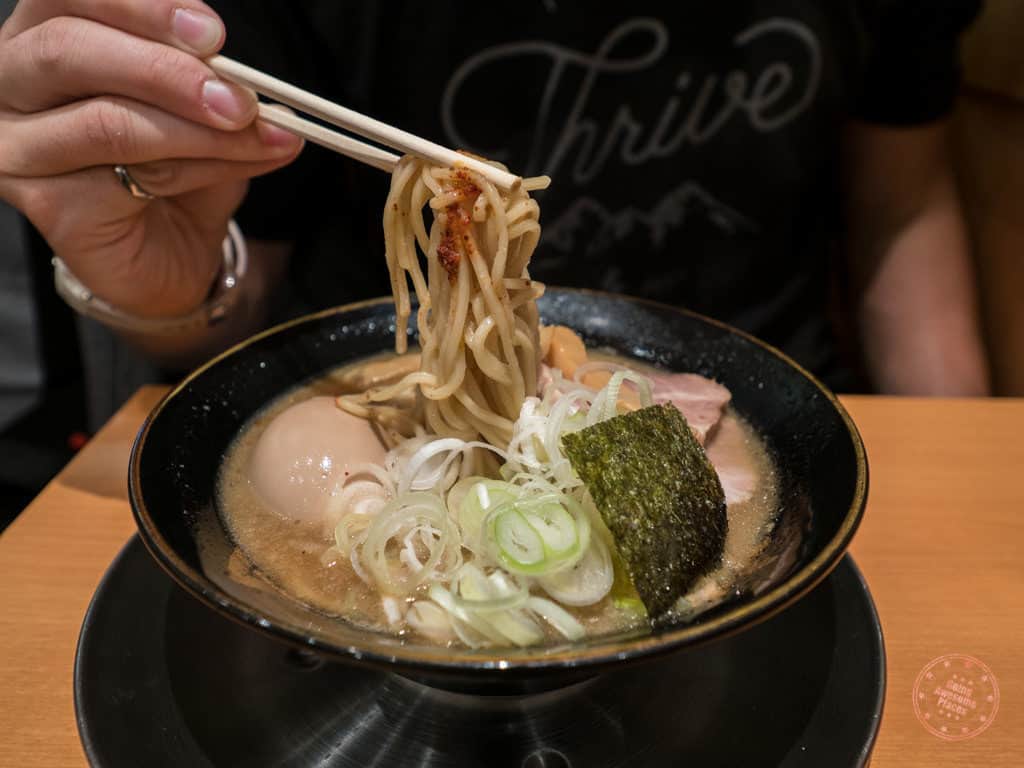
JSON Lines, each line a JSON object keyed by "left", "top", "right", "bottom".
{"left": 130, "top": 289, "right": 867, "bottom": 687}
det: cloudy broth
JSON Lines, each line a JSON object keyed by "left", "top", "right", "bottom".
{"left": 217, "top": 353, "right": 779, "bottom": 645}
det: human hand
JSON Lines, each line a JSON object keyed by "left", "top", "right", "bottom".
{"left": 0, "top": 0, "right": 303, "bottom": 318}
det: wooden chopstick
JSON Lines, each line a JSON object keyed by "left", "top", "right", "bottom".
{"left": 207, "top": 55, "right": 523, "bottom": 190}
{"left": 256, "top": 103, "right": 398, "bottom": 172}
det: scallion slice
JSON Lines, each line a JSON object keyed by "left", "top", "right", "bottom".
{"left": 484, "top": 493, "right": 590, "bottom": 576}
{"left": 494, "top": 509, "right": 545, "bottom": 567}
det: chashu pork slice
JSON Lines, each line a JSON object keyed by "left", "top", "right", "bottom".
{"left": 648, "top": 372, "right": 731, "bottom": 445}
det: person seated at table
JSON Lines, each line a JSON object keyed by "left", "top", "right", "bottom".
{"left": 0, "top": 0, "right": 990, "bottom": 434}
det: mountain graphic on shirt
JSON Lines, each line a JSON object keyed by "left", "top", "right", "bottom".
{"left": 542, "top": 181, "right": 756, "bottom": 261}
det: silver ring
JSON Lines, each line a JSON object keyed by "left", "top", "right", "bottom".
{"left": 113, "top": 164, "right": 155, "bottom": 200}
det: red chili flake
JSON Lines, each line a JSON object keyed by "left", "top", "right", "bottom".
{"left": 446, "top": 202, "right": 472, "bottom": 226}
{"left": 438, "top": 231, "right": 461, "bottom": 282}
{"left": 451, "top": 169, "right": 480, "bottom": 199}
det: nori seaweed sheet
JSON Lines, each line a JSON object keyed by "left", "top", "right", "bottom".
{"left": 562, "top": 404, "right": 727, "bottom": 619}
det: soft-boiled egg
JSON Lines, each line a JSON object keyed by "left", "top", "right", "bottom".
{"left": 248, "top": 396, "right": 386, "bottom": 522}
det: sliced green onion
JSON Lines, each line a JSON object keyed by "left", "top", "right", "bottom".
{"left": 362, "top": 493, "right": 461, "bottom": 594}
{"left": 448, "top": 477, "right": 519, "bottom": 553}
{"left": 526, "top": 596, "right": 586, "bottom": 641}
{"left": 405, "top": 600, "right": 454, "bottom": 642}
{"left": 561, "top": 410, "right": 588, "bottom": 434}
{"left": 428, "top": 584, "right": 506, "bottom": 645}
{"left": 484, "top": 608, "right": 545, "bottom": 647}
{"left": 484, "top": 493, "right": 590, "bottom": 576}
{"left": 494, "top": 509, "right": 545, "bottom": 567}
{"left": 537, "top": 535, "right": 614, "bottom": 607}
{"left": 522, "top": 501, "right": 577, "bottom": 555}
{"left": 428, "top": 581, "right": 540, "bottom": 647}
{"left": 452, "top": 564, "right": 529, "bottom": 613}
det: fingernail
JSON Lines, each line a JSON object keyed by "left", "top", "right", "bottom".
{"left": 203, "top": 79, "right": 256, "bottom": 124}
{"left": 172, "top": 8, "right": 223, "bottom": 53}
{"left": 257, "top": 119, "right": 302, "bottom": 150}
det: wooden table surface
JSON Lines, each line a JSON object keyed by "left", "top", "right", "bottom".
{"left": 1, "top": 388, "right": 1022, "bottom": 767}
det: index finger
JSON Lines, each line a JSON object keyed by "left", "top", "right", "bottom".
{"left": 3, "top": 0, "right": 226, "bottom": 56}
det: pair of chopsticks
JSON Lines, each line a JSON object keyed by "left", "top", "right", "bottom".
{"left": 206, "top": 56, "right": 522, "bottom": 191}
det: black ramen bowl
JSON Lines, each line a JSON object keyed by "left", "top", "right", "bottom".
{"left": 129, "top": 289, "right": 868, "bottom": 692}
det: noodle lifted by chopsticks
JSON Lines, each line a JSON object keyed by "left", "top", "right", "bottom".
{"left": 338, "top": 156, "right": 549, "bottom": 450}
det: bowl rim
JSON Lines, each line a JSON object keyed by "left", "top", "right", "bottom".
{"left": 129, "top": 288, "right": 869, "bottom": 674}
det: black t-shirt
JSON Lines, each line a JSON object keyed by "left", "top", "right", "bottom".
{"left": 212, "top": 0, "right": 979, "bottom": 391}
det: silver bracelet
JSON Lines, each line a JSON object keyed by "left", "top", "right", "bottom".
{"left": 53, "top": 220, "right": 248, "bottom": 335}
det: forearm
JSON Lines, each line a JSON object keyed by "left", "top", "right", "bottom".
{"left": 854, "top": 178, "right": 989, "bottom": 395}
{"left": 844, "top": 120, "right": 990, "bottom": 396}
{"left": 117, "top": 238, "right": 290, "bottom": 370}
